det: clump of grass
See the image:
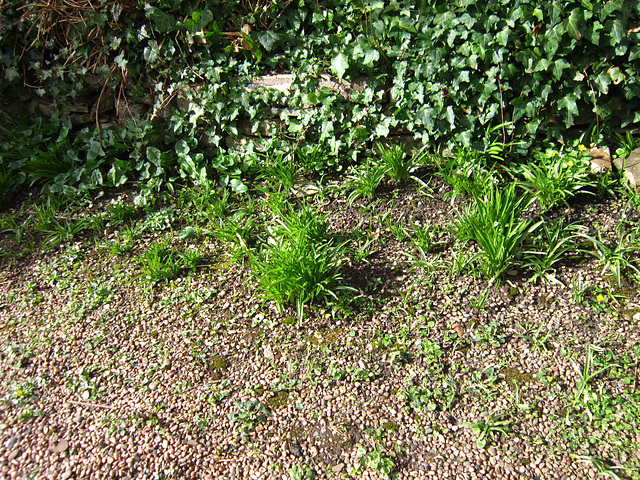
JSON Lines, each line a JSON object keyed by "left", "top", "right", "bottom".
{"left": 514, "top": 144, "right": 595, "bottom": 211}
{"left": 347, "top": 160, "right": 386, "bottom": 204}
{"left": 376, "top": 142, "right": 416, "bottom": 181}
{"left": 251, "top": 201, "right": 353, "bottom": 322}
{"left": 453, "top": 183, "right": 536, "bottom": 281}
{"left": 138, "top": 242, "right": 201, "bottom": 282}
{"left": 522, "top": 218, "right": 587, "bottom": 285}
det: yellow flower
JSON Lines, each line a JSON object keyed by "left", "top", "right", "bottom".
{"left": 578, "top": 144, "right": 587, "bottom": 152}
{"left": 550, "top": 151, "right": 557, "bottom": 158}
{"left": 547, "top": 376, "right": 554, "bottom": 383}
{"left": 596, "top": 294, "right": 605, "bottom": 303}
{"left": 567, "top": 160, "right": 574, "bottom": 167}
{"left": 15, "top": 390, "right": 23, "bottom": 397}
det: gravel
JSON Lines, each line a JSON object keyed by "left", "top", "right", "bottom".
{"left": 1, "top": 180, "right": 639, "bottom": 479}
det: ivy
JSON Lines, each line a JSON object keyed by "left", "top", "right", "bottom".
{"left": 1, "top": 0, "right": 639, "bottom": 197}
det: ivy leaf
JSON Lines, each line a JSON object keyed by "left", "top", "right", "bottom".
{"left": 607, "top": 66, "right": 624, "bottom": 85}
{"left": 446, "top": 106, "right": 455, "bottom": 126}
{"left": 148, "top": 8, "right": 176, "bottom": 34}
{"left": 565, "top": 9, "right": 583, "bottom": 40}
{"left": 258, "top": 31, "right": 279, "bottom": 52}
{"left": 552, "top": 58, "right": 570, "bottom": 80}
{"left": 331, "top": 53, "right": 349, "bottom": 80}
{"left": 143, "top": 40, "right": 159, "bottom": 64}
{"left": 594, "top": 72, "right": 611, "bottom": 94}
{"left": 558, "top": 92, "right": 579, "bottom": 127}
{"left": 496, "top": 28, "right": 510, "bottom": 46}
{"left": 609, "top": 18, "right": 624, "bottom": 45}
{"left": 363, "top": 48, "right": 380, "bottom": 66}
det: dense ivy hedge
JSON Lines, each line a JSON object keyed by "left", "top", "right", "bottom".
{"left": 0, "top": 0, "right": 639, "bottom": 195}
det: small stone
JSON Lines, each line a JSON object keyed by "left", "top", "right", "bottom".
{"left": 51, "top": 439, "right": 69, "bottom": 453}
{"left": 263, "top": 344, "right": 275, "bottom": 362}
{"left": 289, "top": 442, "right": 303, "bottom": 458}
{"left": 6, "top": 436, "right": 18, "bottom": 449}
{"left": 149, "top": 381, "right": 159, "bottom": 391}
{"left": 332, "top": 463, "right": 345, "bottom": 474}
{"left": 507, "top": 269, "right": 518, "bottom": 276}
{"left": 588, "top": 148, "right": 612, "bottom": 173}
{"left": 61, "top": 468, "right": 72, "bottom": 480}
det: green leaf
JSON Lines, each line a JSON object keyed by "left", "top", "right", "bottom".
{"left": 533, "top": 58, "right": 552, "bottom": 72}
{"left": 552, "top": 58, "right": 570, "bottom": 80}
{"left": 594, "top": 72, "right": 611, "bottom": 94}
{"left": 496, "top": 28, "right": 510, "bottom": 46}
{"left": 565, "top": 9, "right": 583, "bottom": 39}
{"left": 609, "top": 18, "right": 624, "bottom": 45}
{"left": 179, "top": 226, "right": 196, "bottom": 240}
{"left": 176, "top": 139, "right": 190, "bottom": 156}
{"left": 446, "top": 106, "right": 455, "bottom": 126}
{"left": 258, "top": 31, "right": 279, "bottom": 52}
{"left": 148, "top": 8, "right": 176, "bottom": 34}
{"left": 558, "top": 92, "right": 580, "bottom": 126}
{"left": 331, "top": 53, "right": 349, "bottom": 80}
{"left": 230, "top": 178, "right": 248, "bottom": 194}
{"left": 143, "top": 41, "right": 159, "bottom": 64}
{"left": 363, "top": 48, "right": 380, "bottom": 66}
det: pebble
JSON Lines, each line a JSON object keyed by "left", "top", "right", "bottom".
{"left": 50, "top": 440, "right": 69, "bottom": 454}
{"left": 5, "top": 437, "right": 18, "bottom": 449}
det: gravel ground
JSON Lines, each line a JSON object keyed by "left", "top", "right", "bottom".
{"left": 1, "top": 178, "right": 640, "bottom": 480}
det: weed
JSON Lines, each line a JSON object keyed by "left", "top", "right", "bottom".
{"left": 142, "top": 208, "right": 175, "bottom": 232}
{"left": 514, "top": 144, "right": 595, "bottom": 211}
{"left": 5, "top": 378, "right": 43, "bottom": 408}
{"left": 431, "top": 150, "right": 498, "bottom": 202}
{"left": 614, "top": 131, "right": 640, "bottom": 160}
{"left": 297, "top": 143, "right": 338, "bottom": 178}
{"left": 515, "top": 322, "right": 552, "bottom": 353}
{"left": 453, "top": 183, "right": 536, "bottom": 281}
{"left": 469, "top": 288, "right": 490, "bottom": 311}
{"left": 577, "top": 226, "right": 640, "bottom": 286}
{"left": 400, "top": 376, "right": 457, "bottom": 413}
{"left": 376, "top": 142, "right": 416, "bottom": 181}
{"left": 570, "top": 344, "right": 619, "bottom": 422}
{"left": 252, "top": 203, "right": 353, "bottom": 322}
{"left": 462, "top": 412, "right": 511, "bottom": 448}
{"left": 106, "top": 201, "right": 137, "bottom": 226}
{"left": 211, "top": 208, "right": 256, "bottom": 262}
{"left": 138, "top": 242, "right": 197, "bottom": 282}
{"left": 347, "top": 160, "right": 386, "bottom": 204}
{"left": 229, "top": 399, "right": 270, "bottom": 439}
{"left": 358, "top": 444, "right": 396, "bottom": 478}
{"left": 258, "top": 150, "right": 300, "bottom": 193}
{"left": 412, "top": 223, "right": 447, "bottom": 255}
{"left": 385, "top": 216, "right": 408, "bottom": 242}
{"left": 522, "top": 218, "right": 587, "bottom": 285}
{"left": 288, "top": 464, "right": 315, "bottom": 480}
